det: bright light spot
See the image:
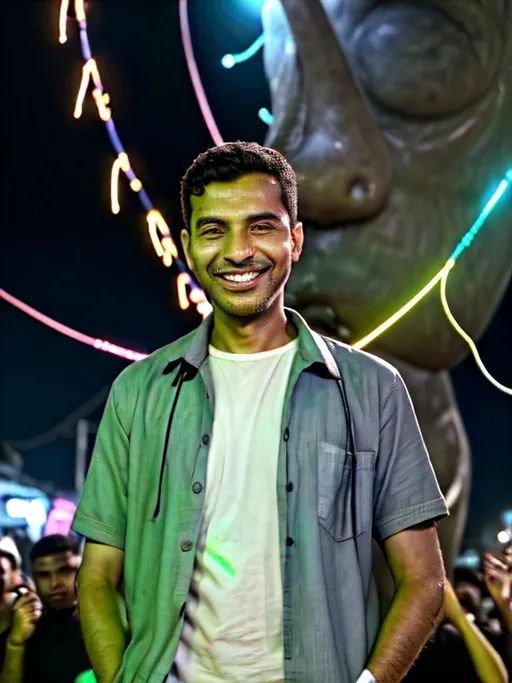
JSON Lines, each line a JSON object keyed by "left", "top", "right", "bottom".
{"left": 25, "top": 499, "right": 48, "bottom": 529}
{"left": 5, "top": 498, "right": 27, "bottom": 519}
{"left": 221, "top": 34, "right": 265, "bottom": 69}
{"left": 258, "top": 108, "right": 274, "bottom": 125}
{"left": 221, "top": 54, "right": 236, "bottom": 69}
{"left": 497, "top": 529, "right": 511, "bottom": 544}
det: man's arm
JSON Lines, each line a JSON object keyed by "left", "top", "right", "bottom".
{"left": 77, "top": 541, "right": 126, "bottom": 683}
{"left": 366, "top": 522, "right": 445, "bottom": 683}
{"left": 71, "top": 379, "right": 131, "bottom": 683}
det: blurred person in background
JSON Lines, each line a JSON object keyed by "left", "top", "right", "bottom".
{"left": 483, "top": 547, "right": 512, "bottom": 677}
{"left": 0, "top": 549, "right": 22, "bottom": 594}
{"left": 0, "top": 534, "right": 92, "bottom": 683}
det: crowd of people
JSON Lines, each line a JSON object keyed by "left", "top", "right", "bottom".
{"left": 0, "top": 532, "right": 510, "bottom": 682}
{"left": 0, "top": 534, "right": 93, "bottom": 683}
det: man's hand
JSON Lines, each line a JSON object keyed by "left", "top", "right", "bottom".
{"left": 8, "top": 592, "right": 42, "bottom": 646}
{"left": 483, "top": 552, "right": 511, "bottom": 611}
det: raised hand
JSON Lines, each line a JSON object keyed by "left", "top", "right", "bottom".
{"left": 7, "top": 592, "right": 43, "bottom": 646}
{"left": 483, "top": 552, "right": 512, "bottom": 615}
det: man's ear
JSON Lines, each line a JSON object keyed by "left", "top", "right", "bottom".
{"left": 180, "top": 228, "right": 194, "bottom": 272}
{"left": 291, "top": 221, "right": 304, "bottom": 262}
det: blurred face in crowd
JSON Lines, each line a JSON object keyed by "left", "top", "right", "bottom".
{"left": 0, "top": 557, "right": 8, "bottom": 599}
{"left": 455, "top": 582, "right": 482, "bottom": 620}
{"left": 33, "top": 550, "right": 80, "bottom": 611}
{"left": 0, "top": 555, "right": 17, "bottom": 594}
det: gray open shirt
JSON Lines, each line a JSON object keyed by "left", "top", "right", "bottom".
{"left": 73, "top": 308, "right": 448, "bottom": 683}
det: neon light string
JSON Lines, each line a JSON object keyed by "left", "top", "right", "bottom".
{"left": 352, "top": 261, "right": 456, "bottom": 350}
{"left": 353, "top": 170, "right": 511, "bottom": 350}
{"left": 221, "top": 33, "right": 265, "bottom": 69}
{"left": 179, "top": 0, "right": 224, "bottom": 146}
{"left": 440, "top": 270, "right": 512, "bottom": 395}
{"left": 59, "top": 0, "right": 211, "bottom": 319}
{"left": 0, "top": 288, "right": 148, "bottom": 362}
{"left": 354, "top": 172, "right": 512, "bottom": 396}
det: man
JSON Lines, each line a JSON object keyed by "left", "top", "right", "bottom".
{"left": 73, "top": 142, "right": 448, "bottom": 683}
{"left": 0, "top": 534, "right": 92, "bottom": 683}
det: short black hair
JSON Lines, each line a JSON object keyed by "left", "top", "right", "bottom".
{"left": 30, "top": 534, "right": 80, "bottom": 564}
{"left": 180, "top": 141, "right": 298, "bottom": 230}
{"left": 0, "top": 549, "right": 18, "bottom": 571}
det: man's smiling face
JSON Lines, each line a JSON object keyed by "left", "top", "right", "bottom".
{"left": 181, "top": 172, "right": 303, "bottom": 320}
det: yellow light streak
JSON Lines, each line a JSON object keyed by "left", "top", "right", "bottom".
{"left": 110, "top": 155, "right": 125, "bottom": 214}
{"left": 176, "top": 273, "right": 212, "bottom": 318}
{"left": 177, "top": 273, "right": 192, "bottom": 310}
{"left": 74, "top": 58, "right": 103, "bottom": 119}
{"left": 110, "top": 153, "right": 142, "bottom": 214}
{"left": 59, "top": 0, "right": 70, "bottom": 44}
{"left": 147, "top": 210, "right": 178, "bottom": 267}
{"left": 74, "top": 0, "right": 86, "bottom": 22}
{"left": 92, "top": 88, "right": 111, "bottom": 121}
{"left": 440, "top": 269, "right": 512, "bottom": 395}
{"left": 161, "top": 237, "right": 178, "bottom": 267}
{"left": 353, "top": 259, "right": 456, "bottom": 350}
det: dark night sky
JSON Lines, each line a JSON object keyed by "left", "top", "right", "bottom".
{"left": 1, "top": 0, "right": 511, "bottom": 545}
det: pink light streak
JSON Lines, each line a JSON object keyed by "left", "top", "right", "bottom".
{"left": 1, "top": 288, "right": 148, "bottom": 362}
{"left": 179, "top": 0, "right": 224, "bottom": 147}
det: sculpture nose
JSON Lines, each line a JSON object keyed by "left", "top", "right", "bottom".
{"left": 293, "top": 137, "right": 389, "bottom": 225}
{"left": 267, "top": 0, "right": 391, "bottom": 226}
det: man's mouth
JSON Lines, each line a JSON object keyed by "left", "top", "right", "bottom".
{"left": 215, "top": 268, "right": 270, "bottom": 289}
{"left": 220, "top": 271, "right": 262, "bottom": 283}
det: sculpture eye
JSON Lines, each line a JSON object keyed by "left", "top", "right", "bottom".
{"left": 351, "top": 3, "right": 501, "bottom": 118}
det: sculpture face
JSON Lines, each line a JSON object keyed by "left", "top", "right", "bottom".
{"left": 263, "top": 0, "right": 512, "bottom": 369}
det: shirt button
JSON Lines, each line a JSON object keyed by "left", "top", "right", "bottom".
{"left": 286, "top": 482, "right": 294, "bottom": 492}
{"left": 202, "top": 434, "right": 210, "bottom": 445}
{"left": 283, "top": 428, "right": 290, "bottom": 441}
{"left": 192, "top": 481, "right": 203, "bottom": 494}
{"left": 286, "top": 537, "right": 294, "bottom": 547}
{"left": 180, "top": 540, "right": 193, "bottom": 552}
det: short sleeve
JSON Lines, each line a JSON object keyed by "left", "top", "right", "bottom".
{"left": 72, "top": 380, "right": 129, "bottom": 549}
{"left": 373, "top": 371, "right": 448, "bottom": 541}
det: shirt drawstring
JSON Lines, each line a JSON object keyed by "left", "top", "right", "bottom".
{"left": 152, "top": 360, "right": 190, "bottom": 520}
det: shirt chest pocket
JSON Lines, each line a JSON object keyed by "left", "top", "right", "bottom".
{"left": 318, "top": 441, "right": 376, "bottom": 542}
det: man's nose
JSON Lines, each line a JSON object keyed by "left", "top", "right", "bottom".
{"left": 223, "top": 231, "right": 256, "bottom": 263}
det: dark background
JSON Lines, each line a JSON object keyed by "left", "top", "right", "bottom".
{"left": 1, "top": 0, "right": 511, "bottom": 547}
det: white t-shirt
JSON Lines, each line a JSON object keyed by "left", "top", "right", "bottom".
{"left": 172, "top": 338, "right": 298, "bottom": 683}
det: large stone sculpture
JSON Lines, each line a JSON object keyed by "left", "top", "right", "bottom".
{"left": 262, "top": 0, "right": 512, "bottom": 579}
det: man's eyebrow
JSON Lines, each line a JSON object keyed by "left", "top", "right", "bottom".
{"left": 246, "top": 212, "right": 283, "bottom": 223}
{"left": 194, "top": 216, "right": 228, "bottom": 230}
{"left": 195, "top": 212, "right": 284, "bottom": 230}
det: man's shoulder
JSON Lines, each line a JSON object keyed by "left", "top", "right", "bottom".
{"left": 110, "top": 328, "right": 198, "bottom": 399}
{"left": 324, "top": 336, "right": 400, "bottom": 388}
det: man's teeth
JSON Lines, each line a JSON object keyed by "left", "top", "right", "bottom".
{"left": 223, "top": 271, "right": 260, "bottom": 282}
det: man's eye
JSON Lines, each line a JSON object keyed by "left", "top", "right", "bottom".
{"left": 253, "top": 224, "right": 272, "bottom": 231}
{"left": 202, "top": 227, "right": 223, "bottom": 236}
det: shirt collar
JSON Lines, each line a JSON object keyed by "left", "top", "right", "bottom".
{"left": 166, "top": 307, "right": 339, "bottom": 378}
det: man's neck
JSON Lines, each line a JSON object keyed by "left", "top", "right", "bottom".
{"left": 210, "top": 304, "right": 296, "bottom": 354}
